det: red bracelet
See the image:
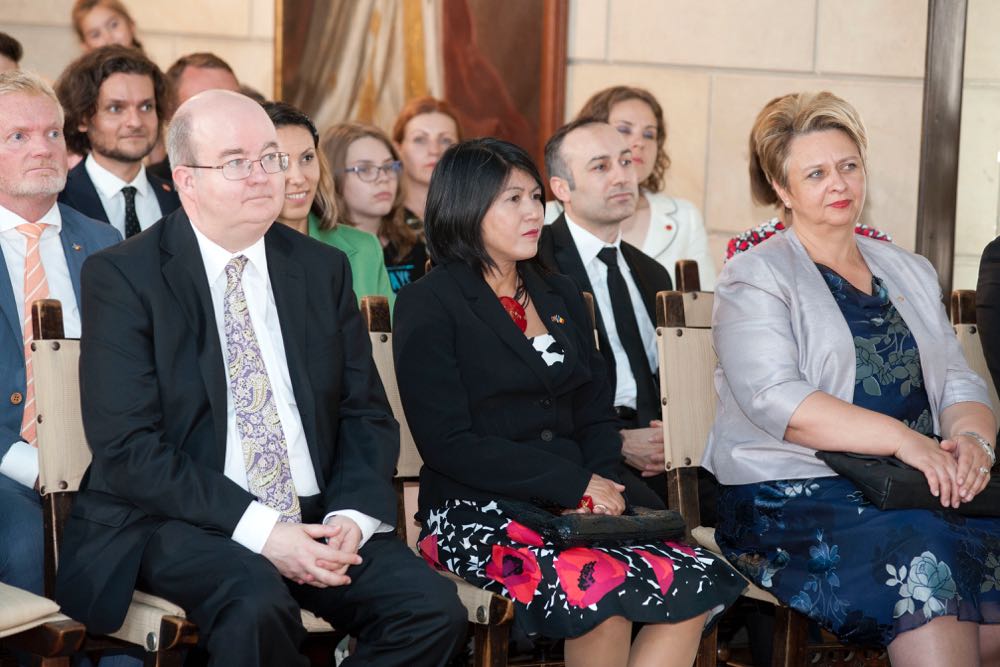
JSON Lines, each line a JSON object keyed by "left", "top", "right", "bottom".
{"left": 578, "top": 495, "right": 595, "bottom": 511}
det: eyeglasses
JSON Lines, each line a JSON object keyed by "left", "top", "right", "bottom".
{"left": 342, "top": 160, "right": 402, "bottom": 182}
{"left": 183, "top": 152, "right": 289, "bottom": 181}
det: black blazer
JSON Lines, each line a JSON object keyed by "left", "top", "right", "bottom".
{"left": 55, "top": 210, "right": 399, "bottom": 633}
{"left": 537, "top": 214, "right": 672, "bottom": 401}
{"left": 977, "top": 238, "right": 1000, "bottom": 401}
{"left": 393, "top": 261, "right": 624, "bottom": 518}
{"left": 58, "top": 160, "right": 181, "bottom": 225}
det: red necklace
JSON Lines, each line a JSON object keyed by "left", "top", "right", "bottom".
{"left": 498, "top": 275, "right": 529, "bottom": 333}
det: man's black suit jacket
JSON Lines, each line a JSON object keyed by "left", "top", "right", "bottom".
{"left": 55, "top": 209, "right": 400, "bottom": 633}
{"left": 58, "top": 160, "right": 181, "bottom": 225}
{"left": 537, "top": 214, "right": 673, "bottom": 412}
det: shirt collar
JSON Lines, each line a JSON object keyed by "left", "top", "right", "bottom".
{"left": 0, "top": 200, "right": 63, "bottom": 234}
{"left": 189, "top": 221, "right": 269, "bottom": 286}
{"left": 563, "top": 213, "right": 622, "bottom": 267}
{"left": 85, "top": 153, "right": 153, "bottom": 200}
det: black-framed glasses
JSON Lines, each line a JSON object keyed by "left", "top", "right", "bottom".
{"left": 183, "top": 152, "right": 289, "bottom": 181}
{"left": 342, "top": 160, "right": 402, "bottom": 183}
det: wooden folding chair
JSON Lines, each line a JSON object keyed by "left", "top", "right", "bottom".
{"left": 29, "top": 300, "right": 340, "bottom": 666}
{"left": 360, "top": 296, "right": 516, "bottom": 667}
{"left": 655, "top": 290, "right": 888, "bottom": 667}
{"left": 951, "top": 289, "right": 1000, "bottom": 416}
{"left": 0, "top": 583, "right": 85, "bottom": 667}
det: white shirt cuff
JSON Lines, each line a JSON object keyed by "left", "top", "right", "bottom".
{"left": 0, "top": 441, "right": 39, "bottom": 489}
{"left": 231, "top": 501, "right": 280, "bottom": 553}
{"left": 323, "top": 510, "right": 393, "bottom": 548}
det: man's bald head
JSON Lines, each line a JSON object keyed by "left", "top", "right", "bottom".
{"left": 166, "top": 89, "right": 268, "bottom": 168}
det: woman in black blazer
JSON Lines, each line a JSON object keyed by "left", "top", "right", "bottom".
{"left": 393, "top": 138, "right": 741, "bottom": 666}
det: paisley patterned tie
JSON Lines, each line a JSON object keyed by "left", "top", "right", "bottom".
{"left": 223, "top": 255, "right": 301, "bottom": 522}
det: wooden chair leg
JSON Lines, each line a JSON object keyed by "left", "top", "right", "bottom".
{"left": 695, "top": 624, "right": 718, "bottom": 667}
{"left": 472, "top": 620, "right": 511, "bottom": 667}
{"left": 773, "top": 606, "right": 808, "bottom": 667}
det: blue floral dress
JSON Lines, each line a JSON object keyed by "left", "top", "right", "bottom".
{"left": 715, "top": 264, "right": 1000, "bottom": 646}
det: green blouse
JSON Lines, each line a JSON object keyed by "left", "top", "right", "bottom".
{"left": 307, "top": 213, "right": 395, "bottom": 311}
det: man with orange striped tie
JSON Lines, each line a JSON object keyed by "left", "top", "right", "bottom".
{"left": 0, "top": 70, "right": 120, "bottom": 595}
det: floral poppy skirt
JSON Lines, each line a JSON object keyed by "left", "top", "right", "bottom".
{"left": 418, "top": 499, "right": 744, "bottom": 639}
{"left": 715, "top": 476, "right": 1000, "bottom": 647}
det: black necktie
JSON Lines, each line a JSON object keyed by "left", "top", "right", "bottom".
{"left": 596, "top": 246, "right": 658, "bottom": 425}
{"left": 121, "top": 186, "right": 141, "bottom": 238}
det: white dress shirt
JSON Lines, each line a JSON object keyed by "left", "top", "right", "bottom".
{"left": 0, "top": 202, "right": 81, "bottom": 488}
{"left": 85, "top": 154, "right": 163, "bottom": 235}
{"left": 564, "top": 214, "right": 658, "bottom": 409}
{"left": 190, "top": 224, "right": 389, "bottom": 553}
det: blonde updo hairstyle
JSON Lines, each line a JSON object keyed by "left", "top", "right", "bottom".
{"left": 748, "top": 91, "right": 868, "bottom": 210}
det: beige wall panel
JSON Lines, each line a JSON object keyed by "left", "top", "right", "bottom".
{"left": 607, "top": 0, "right": 815, "bottom": 72}
{"left": 965, "top": 0, "right": 1000, "bottom": 81}
{"left": 568, "top": 0, "right": 608, "bottom": 61}
{"left": 954, "top": 86, "right": 1000, "bottom": 259}
{"left": 250, "top": 0, "right": 275, "bottom": 40}
{"left": 952, "top": 254, "right": 981, "bottom": 292}
{"left": 566, "top": 63, "right": 710, "bottom": 212}
{"left": 816, "top": 0, "right": 926, "bottom": 78}
{"left": 705, "top": 74, "right": 922, "bottom": 251}
{"left": 708, "top": 232, "right": 732, "bottom": 268}
{"left": 7, "top": 25, "right": 79, "bottom": 82}
{"left": 127, "top": 1, "right": 252, "bottom": 38}
{"left": 0, "top": 0, "right": 72, "bottom": 26}
{"left": 169, "top": 37, "right": 273, "bottom": 96}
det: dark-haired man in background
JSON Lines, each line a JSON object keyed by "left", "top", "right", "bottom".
{"left": 0, "top": 32, "right": 22, "bottom": 73}
{"left": 56, "top": 45, "right": 178, "bottom": 238}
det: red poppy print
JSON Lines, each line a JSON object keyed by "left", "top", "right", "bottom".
{"left": 485, "top": 545, "right": 542, "bottom": 604}
{"left": 506, "top": 520, "right": 544, "bottom": 547}
{"left": 555, "top": 547, "right": 627, "bottom": 608}
{"left": 418, "top": 533, "right": 443, "bottom": 570}
{"left": 636, "top": 549, "right": 676, "bottom": 595}
{"left": 665, "top": 541, "right": 697, "bottom": 558}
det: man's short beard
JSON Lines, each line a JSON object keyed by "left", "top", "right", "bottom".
{"left": 4, "top": 173, "right": 67, "bottom": 198}
{"left": 90, "top": 134, "right": 157, "bottom": 164}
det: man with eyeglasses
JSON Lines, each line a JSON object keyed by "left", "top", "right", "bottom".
{"left": 55, "top": 90, "right": 466, "bottom": 666}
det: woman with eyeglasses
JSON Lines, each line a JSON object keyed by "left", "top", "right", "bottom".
{"left": 321, "top": 123, "right": 427, "bottom": 292}
{"left": 392, "top": 97, "right": 462, "bottom": 229}
{"left": 262, "top": 102, "right": 395, "bottom": 308}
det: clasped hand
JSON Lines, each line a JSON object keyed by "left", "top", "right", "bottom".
{"left": 261, "top": 515, "right": 363, "bottom": 588}
{"left": 894, "top": 434, "right": 993, "bottom": 508}
{"left": 563, "top": 474, "right": 626, "bottom": 516}
{"left": 621, "top": 420, "right": 665, "bottom": 477}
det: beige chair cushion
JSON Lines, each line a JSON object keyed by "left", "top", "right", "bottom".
{"left": 691, "top": 526, "right": 778, "bottom": 605}
{"left": 0, "top": 582, "right": 68, "bottom": 639}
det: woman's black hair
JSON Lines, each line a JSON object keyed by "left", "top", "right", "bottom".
{"left": 261, "top": 100, "right": 319, "bottom": 147}
{"left": 424, "top": 137, "right": 545, "bottom": 276}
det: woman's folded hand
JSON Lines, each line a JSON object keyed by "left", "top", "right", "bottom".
{"left": 894, "top": 434, "right": 961, "bottom": 508}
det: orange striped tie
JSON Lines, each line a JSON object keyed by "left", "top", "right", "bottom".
{"left": 16, "top": 222, "right": 49, "bottom": 446}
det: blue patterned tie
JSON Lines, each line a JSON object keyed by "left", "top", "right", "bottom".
{"left": 223, "top": 256, "right": 301, "bottom": 522}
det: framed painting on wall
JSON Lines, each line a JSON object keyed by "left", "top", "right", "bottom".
{"left": 274, "top": 0, "right": 567, "bottom": 170}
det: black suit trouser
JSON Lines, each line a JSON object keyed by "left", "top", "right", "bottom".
{"left": 135, "top": 515, "right": 467, "bottom": 667}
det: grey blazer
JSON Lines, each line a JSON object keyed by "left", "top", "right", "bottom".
{"left": 704, "top": 227, "right": 991, "bottom": 485}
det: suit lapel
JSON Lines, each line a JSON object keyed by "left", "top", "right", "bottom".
{"left": 150, "top": 174, "right": 180, "bottom": 216}
{"left": 447, "top": 262, "right": 556, "bottom": 392}
{"left": 58, "top": 209, "right": 88, "bottom": 311}
{"left": 0, "top": 246, "right": 20, "bottom": 354}
{"left": 542, "top": 215, "right": 616, "bottom": 385}
{"left": 621, "top": 242, "right": 659, "bottom": 324}
{"left": 68, "top": 164, "right": 110, "bottom": 224}
{"left": 264, "top": 228, "right": 320, "bottom": 475}
{"left": 159, "top": 212, "right": 228, "bottom": 460}
{"left": 523, "top": 264, "right": 577, "bottom": 388}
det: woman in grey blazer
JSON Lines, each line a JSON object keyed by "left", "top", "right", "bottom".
{"left": 705, "top": 91, "right": 1000, "bottom": 664}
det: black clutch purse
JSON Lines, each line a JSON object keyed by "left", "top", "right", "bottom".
{"left": 816, "top": 451, "right": 1000, "bottom": 516}
{"left": 497, "top": 500, "right": 686, "bottom": 548}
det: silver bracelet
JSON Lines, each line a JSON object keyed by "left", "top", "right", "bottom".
{"left": 959, "top": 431, "right": 996, "bottom": 466}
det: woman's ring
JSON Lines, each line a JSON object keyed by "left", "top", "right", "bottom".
{"left": 594, "top": 503, "right": 608, "bottom": 512}
{"left": 979, "top": 466, "right": 990, "bottom": 475}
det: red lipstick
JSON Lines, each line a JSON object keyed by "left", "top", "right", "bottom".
{"left": 830, "top": 200, "right": 851, "bottom": 209}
